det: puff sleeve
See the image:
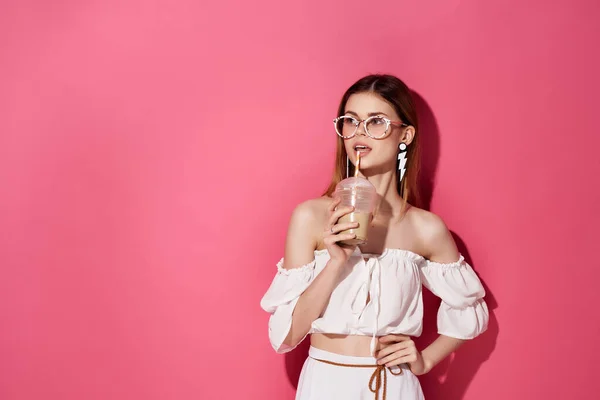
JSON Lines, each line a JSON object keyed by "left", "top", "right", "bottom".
{"left": 260, "top": 258, "right": 317, "bottom": 353}
{"left": 420, "top": 255, "right": 489, "bottom": 339}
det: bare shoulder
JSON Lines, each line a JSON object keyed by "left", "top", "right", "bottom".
{"left": 406, "top": 206, "right": 460, "bottom": 263}
{"left": 407, "top": 206, "right": 448, "bottom": 240}
{"left": 282, "top": 196, "right": 333, "bottom": 269}
{"left": 289, "top": 196, "right": 331, "bottom": 226}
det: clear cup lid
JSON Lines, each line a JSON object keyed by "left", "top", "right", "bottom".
{"left": 334, "top": 177, "right": 376, "bottom": 191}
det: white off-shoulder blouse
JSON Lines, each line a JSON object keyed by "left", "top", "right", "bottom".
{"left": 260, "top": 247, "right": 489, "bottom": 355}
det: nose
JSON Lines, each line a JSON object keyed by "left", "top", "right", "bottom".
{"left": 356, "top": 120, "right": 368, "bottom": 137}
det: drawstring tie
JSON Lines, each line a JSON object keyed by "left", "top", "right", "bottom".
{"left": 349, "top": 255, "right": 382, "bottom": 356}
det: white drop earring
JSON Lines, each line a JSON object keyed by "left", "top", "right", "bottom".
{"left": 397, "top": 143, "right": 408, "bottom": 184}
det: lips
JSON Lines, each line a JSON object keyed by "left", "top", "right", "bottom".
{"left": 353, "top": 143, "right": 372, "bottom": 154}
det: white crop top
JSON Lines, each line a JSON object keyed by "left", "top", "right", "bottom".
{"left": 260, "top": 247, "right": 489, "bottom": 355}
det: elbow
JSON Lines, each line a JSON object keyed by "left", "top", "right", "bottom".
{"left": 279, "top": 335, "right": 300, "bottom": 354}
{"left": 269, "top": 323, "right": 308, "bottom": 354}
{"left": 266, "top": 298, "right": 311, "bottom": 353}
{"left": 271, "top": 335, "right": 299, "bottom": 354}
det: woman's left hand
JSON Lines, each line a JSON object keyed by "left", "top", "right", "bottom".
{"left": 376, "top": 334, "right": 430, "bottom": 375}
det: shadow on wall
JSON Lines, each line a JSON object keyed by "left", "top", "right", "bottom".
{"left": 412, "top": 91, "right": 439, "bottom": 211}
{"left": 412, "top": 92, "right": 499, "bottom": 399}
{"left": 282, "top": 90, "right": 498, "bottom": 399}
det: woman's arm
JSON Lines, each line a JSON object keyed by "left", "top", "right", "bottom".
{"left": 418, "top": 213, "right": 466, "bottom": 373}
{"left": 279, "top": 200, "right": 357, "bottom": 349}
{"left": 375, "top": 212, "right": 475, "bottom": 374}
{"left": 420, "top": 335, "right": 465, "bottom": 373}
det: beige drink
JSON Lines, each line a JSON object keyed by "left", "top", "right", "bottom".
{"left": 334, "top": 152, "right": 377, "bottom": 245}
{"left": 339, "top": 212, "right": 371, "bottom": 245}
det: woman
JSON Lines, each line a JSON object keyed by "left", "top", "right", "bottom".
{"left": 260, "top": 74, "right": 489, "bottom": 399}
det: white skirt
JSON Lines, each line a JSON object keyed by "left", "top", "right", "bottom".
{"left": 296, "top": 346, "right": 425, "bottom": 400}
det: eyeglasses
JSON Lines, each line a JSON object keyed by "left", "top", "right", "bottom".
{"left": 333, "top": 116, "right": 408, "bottom": 139}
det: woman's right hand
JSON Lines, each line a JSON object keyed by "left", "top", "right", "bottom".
{"left": 323, "top": 197, "right": 359, "bottom": 266}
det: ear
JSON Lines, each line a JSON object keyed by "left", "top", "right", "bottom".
{"left": 400, "top": 126, "right": 416, "bottom": 146}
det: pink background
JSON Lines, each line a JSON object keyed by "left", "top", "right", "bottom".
{"left": 1, "top": 0, "right": 599, "bottom": 399}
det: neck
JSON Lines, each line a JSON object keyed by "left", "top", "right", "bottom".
{"left": 357, "top": 167, "right": 405, "bottom": 218}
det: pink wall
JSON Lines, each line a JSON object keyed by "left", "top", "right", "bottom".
{"left": 1, "top": 0, "right": 599, "bottom": 399}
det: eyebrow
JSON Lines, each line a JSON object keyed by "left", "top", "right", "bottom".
{"left": 345, "top": 111, "right": 390, "bottom": 118}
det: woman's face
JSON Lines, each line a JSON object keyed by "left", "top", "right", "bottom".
{"left": 342, "top": 92, "right": 412, "bottom": 173}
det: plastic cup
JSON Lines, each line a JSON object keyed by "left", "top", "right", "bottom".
{"left": 333, "top": 177, "right": 378, "bottom": 245}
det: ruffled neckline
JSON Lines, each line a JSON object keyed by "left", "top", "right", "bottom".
{"left": 314, "top": 247, "right": 426, "bottom": 262}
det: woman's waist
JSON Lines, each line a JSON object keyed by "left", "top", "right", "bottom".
{"left": 310, "top": 333, "right": 375, "bottom": 357}
{"left": 311, "top": 331, "right": 422, "bottom": 357}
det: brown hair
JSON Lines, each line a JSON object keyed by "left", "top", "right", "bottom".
{"left": 323, "top": 74, "right": 421, "bottom": 208}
